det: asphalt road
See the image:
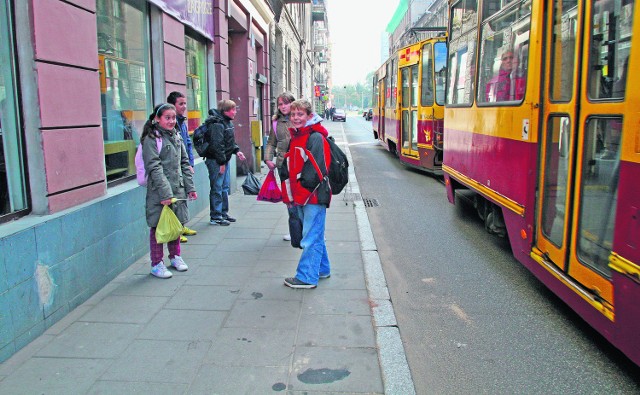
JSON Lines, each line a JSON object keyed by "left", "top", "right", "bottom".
{"left": 324, "top": 114, "right": 640, "bottom": 394}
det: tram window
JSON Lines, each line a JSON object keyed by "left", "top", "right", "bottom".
{"left": 421, "top": 44, "right": 435, "bottom": 107}
{"left": 447, "top": 0, "right": 478, "bottom": 106}
{"left": 478, "top": 6, "right": 530, "bottom": 104}
{"left": 434, "top": 42, "right": 447, "bottom": 106}
{"left": 411, "top": 65, "right": 419, "bottom": 107}
{"left": 588, "top": 0, "right": 634, "bottom": 100}
{"left": 576, "top": 117, "right": 622, "bottom": 277}
{"left": 550, "top": 0, "right": 578, "bottom": 102}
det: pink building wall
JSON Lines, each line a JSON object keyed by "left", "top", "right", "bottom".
{"left": 163, "top": 14, "right": 187, "bottom": 98}
{"left": 31, "top": 0, "right": 106, "bottom": 213}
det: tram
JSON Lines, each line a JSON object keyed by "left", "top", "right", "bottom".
{"left": 443, "top": 0, "right": 639, "bottom": 365}
{"left": 372, "top": 36, "right": 448, "bottom": 174}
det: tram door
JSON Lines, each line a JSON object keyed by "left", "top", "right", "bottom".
{"left": 537, "top": 0, "right": 631, "bottom": 306}
{"left": 378, "top": 76, "right": 386, "bottom": 142}
{"left": 399, "top": 64, "right": 419, "bottom": 159}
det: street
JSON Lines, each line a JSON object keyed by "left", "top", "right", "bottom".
{"left": 329, "top": 114, "right": 640, "bottom": 394}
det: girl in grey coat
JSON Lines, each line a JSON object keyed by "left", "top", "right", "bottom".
{"left": 142, "top": 103, "right": 197, "bottom": 278}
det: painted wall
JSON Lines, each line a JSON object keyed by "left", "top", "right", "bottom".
{"left": 0, "top": 0, "right": 212, "bottom": 363}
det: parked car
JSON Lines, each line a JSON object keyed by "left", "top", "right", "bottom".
{"left": 363, "top": 108, "right": 373, "bottom": 121}
{"left": 332, "top": 109, "right": 346, "bottom": 122}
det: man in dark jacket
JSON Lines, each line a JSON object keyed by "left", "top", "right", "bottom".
{"left": 204, "top": 99, "right": 246, "bottom": 226}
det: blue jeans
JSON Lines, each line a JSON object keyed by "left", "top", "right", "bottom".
{"left": 294, "top": 204, "right": 330, "bottom": 285}
{"left": 206, "top": 159, "right": 230, "bottom": 219}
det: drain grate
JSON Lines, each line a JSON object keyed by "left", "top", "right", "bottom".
{"left": 363, "top": 197, "right": 380, "bottom": 207}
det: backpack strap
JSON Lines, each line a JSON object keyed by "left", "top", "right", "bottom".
{"left": 272, "top": 119, "right": 278, "bottom": 134}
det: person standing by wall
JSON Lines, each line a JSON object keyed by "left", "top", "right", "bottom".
{"left": 280, "top": 99, "right": 331, "bottom": 289}
{"left": 167, "top": 91, "right": 197, "bottom": 242}
{"left": 265, "top": 92, "right": 295, "bottom": 241}
{"left": 142, "top": 103, "right": 197, "bottom": 279}
{"left": 205, "top": 99, "right": 246, "bottom": 226}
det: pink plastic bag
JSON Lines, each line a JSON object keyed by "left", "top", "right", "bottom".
{"left": 257, "top": 169, "right": 282, "bottom": 203}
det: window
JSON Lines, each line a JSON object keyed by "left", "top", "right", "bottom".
{"left": 446, "top": 0, "right": 478, "bottom": 106}
{"left": 588, "top": 0, "right": 633, "bottom": 100}
{"left": 185, "top": 35, "right": 208, "bottom": 131}
{"left": 577, "top": 117, "right": 622, "bottom": 277}
{"left": 0, "top": 0, "right": 28, "bottom": 219}
{"left": 477, "top": 3, "right": 531, "bottom": 104}
{"left": 97, "top": 0, "right": 152, "bottom": 183}
{"left": 434, "top": 42, "right": 447, "bottom": 106}
{"left": 549, "top": 0, "right": 578, "bottom": 102}
{"left": 421, "top": 43, "right": 434, "bottom": 107}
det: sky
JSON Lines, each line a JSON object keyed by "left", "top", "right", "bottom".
{"left": 326, "top": 0, "right": 400, "bottom": 87}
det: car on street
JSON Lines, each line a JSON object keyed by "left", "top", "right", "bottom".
{"left": 332, "top": 109, "right": 346, "bottom": 122}
{"left": 363, "top": 108, "right": 373, "bottom": 121}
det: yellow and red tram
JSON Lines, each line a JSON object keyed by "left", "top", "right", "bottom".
{"left": 443, "top": 0, "right": 639, "bottom": 365}
{"left": 372, "top": 36, "right": 448, "bottom": 174}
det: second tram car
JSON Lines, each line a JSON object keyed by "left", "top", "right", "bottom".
{"left": 443, "top": 0, "right": 639, "bottom": 365}
{"left": 372, "top": 36, "right": 448, "bottom": 174}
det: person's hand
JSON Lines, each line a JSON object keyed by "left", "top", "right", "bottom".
{"left": 189, "top": 166, "right": 194, "bottom": 174}
{"left": 265, "top": 160, "right": 275, "bottom": 170}
{"left": 188, "top": 191, "right": 198, "bottom": 200}
{"left": 237, "top": 151, "right": 246, "bottom": 161}
{"left": 219, "top": 164, "right": 225, "bottom": 175}
{"left": 160, "top": 198, "right": 173, "bottom": 206}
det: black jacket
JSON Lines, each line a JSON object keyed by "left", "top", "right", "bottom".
{"left": 204, "top": 109, "right": 240, "bottom": 165}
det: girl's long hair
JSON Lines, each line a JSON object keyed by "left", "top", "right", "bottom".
{"left": 140, "top": 103, "right": 176, "bottom": 141}
{"left": 273, "top": 92, "right": 295, "bottom": 121}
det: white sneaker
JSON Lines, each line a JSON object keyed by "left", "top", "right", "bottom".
{"left": 151, "top": 262, "right": 173, "bottom": 278}
{"left": 283, "top": 234, "right": 291, "bottom": 241}
{"left": 170, "top": 256, "right": 188, "bottom": 272}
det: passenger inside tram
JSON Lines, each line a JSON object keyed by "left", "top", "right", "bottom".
{"left": 484, "top": 49, "right": 525, "bottom": 102}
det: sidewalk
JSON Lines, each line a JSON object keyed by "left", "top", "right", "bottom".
{"left": 0, "top": 129, "right": 415, "bottom": 394}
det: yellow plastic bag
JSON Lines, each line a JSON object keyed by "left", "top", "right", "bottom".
{"left": 155, "top": 204, "right": 183, "bottom": 243}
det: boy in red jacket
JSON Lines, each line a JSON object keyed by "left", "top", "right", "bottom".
{"left": 281, "top": 99, "right": 331, "bottom": 289}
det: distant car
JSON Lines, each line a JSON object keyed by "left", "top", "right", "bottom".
{"left": 332, "top": 109, "right": 346, "bottom": 122}
{"left": 363, "top": 109, "right": 373, "bottom": 121}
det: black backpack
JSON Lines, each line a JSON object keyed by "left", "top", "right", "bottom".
{"left": 320, "top": 134, "right": 349, "bottom": 195}
{"left": 192, "top": 122, "right": 210, "bottom": 157}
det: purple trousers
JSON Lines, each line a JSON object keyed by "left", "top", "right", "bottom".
{"left": 149, "top": 227, "right": 180, "bottom": 265}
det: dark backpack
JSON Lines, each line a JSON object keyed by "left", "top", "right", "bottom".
{"left": 192, "top": 122, "right": 210, "bottom": 157}
{"left": 313, "top": 133, "right": 349, "bottom": 195}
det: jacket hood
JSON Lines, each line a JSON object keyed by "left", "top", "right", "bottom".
{"left": 207, "top": 109, "right": 226, "bottom": 124}
{"left": 289, "top": 113, "right": 328, "bottom": 137}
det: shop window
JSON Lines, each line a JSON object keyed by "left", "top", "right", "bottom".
{"left": 97, "top": 0, "right": 152, "bottom": 183}
{"left": 185, "top": 35, "right": 208, "bottom": 133}
{"left": 0, "top": 0, "right": 28, "bottom": 220}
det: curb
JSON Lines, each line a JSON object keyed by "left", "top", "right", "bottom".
{"left": 338, "top": 124, "right": 416, "bottom": 395}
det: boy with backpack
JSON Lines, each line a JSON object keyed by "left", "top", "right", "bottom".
{"left": 280, "top": 99, "right": 332, "bottom": 289}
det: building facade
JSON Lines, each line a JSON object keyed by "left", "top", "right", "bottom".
{"left": 0, "top": 0, "right": 329, "bottom": 363}
{"left": 386, "top": 0, "right": 448, "bottom": 56}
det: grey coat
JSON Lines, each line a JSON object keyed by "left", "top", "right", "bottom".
{"left": 142, "top": 128, "right": 195, "bottom": 228}
{"left": 264, "top": 116, "right": 291, "bottom": 168}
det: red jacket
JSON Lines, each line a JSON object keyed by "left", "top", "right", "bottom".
{"left": 281, "top": 115, "right": 331, "bottom": 207}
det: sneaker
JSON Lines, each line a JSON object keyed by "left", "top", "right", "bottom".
{"left": 319, "top": 273, "right": 331, "bottom": 279}
{"left": 151, "top": 262, "right": 173, "bottom": 279}
{"left": 183, "top": 227, "right": 197, "bottom": 236}
{"left": 223, "top": 215, "right": 236, "bottom": 223}
{"left": 180, "top": 235, "right": 188, "bottom": 243}
{"left": 210, "top": 218, "right": 230, "bottom": 226}
{"left": 284, "top": 277, "right": 316, "bottom": 289}
{"left": 170, "top": 255, "right": 188, "bottom": 272}
{"left": 283, "top": 234, "right": 291, "bottom": 241}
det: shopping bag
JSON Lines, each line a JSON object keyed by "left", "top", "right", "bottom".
{"left": 257, "top": 169, "right": 282, "bottom": 203}
{"left": 288, "top": 206, "right": 303, "bottom": 249}
{"left": 242, "top": 169, "right": 261, "bottom": 195}
{"left": 155, "top": 205, "right": 183, "bottom": 244}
